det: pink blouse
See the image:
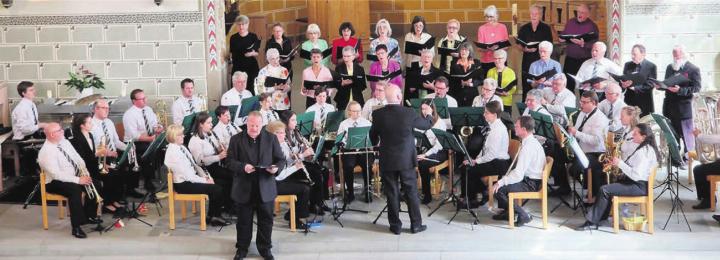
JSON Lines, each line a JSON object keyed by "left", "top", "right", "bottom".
{"left": 476, "top": 23, "right": 509, "bottom": 63}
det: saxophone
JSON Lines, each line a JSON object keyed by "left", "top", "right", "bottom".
{"left": 599, "top": 135, "right": 624, "bottom": 183}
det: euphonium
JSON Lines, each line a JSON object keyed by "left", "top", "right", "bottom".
{"left": 155, "top": 99, "right": 169, "bottom": 128}
{"left": 694, "top": 93, "right": 720, "bottom": 163}
{"left": 98, "top": 135, "right": 109, "bottom": 175}
{"left": 460, "top": 126, "right": 474, "bottom": 138}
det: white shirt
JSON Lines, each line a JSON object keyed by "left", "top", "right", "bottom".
{"left": 259, "top": 109, "right": 280, "bottom": 127}
{"left": 421, "top": 119, "right": 448, "bottom": 157}
{"left": 337, "top": 117, "right": 372, "bottom": 144}
{"left": 542, "top": 88, "right": 576, "bottom": 125}
{"left": 11, "top": 98, "right": 40, "bottom": 140}
{"left": 424, "top": 93, "right": 459, "bottom": 108}
{"left": 38, "top": 139, "right": 85, "bottom": 184}
{"left": 165, "top": 143, "right": 208, "bottom": 184}
{"left": 576, "top": 57, "right": 623, "bottom": 89}
{"left": 276, "top": 142, "right": 299, "bottom": 181}
{"left": 498, "top": 135, "right": 546, "bottom": 187}
{"left": 522, "top": 106, "right": 553, "bottom": 121}
{"left": 171, "top": 95, "right": 204, "bottom": 125}
{"left": 598, "top": 98, "right": 626, "bottom": 132}
{"left": 362, "top": 98, "right": 386, "bottom": 121}
{"left": 213, "top": 121, "right": 241, "bottom": 148}
{"left": 618, "top": 144, "right": 658, "bottom": 183}
{"left": 573, "top": 108, "right": 609, "bottom": 153}
{"left": 188, "top": 134, "right": 222, "bottom": 166}
{"left": 90, "top": 117, "right": 127, "bottom": 151}
{"left": 471, "top": 95, "right": 504, "bottom": 111}
{"left": 475, "top": 119, "right": 510, "bottom": 164}
{"left": 122, "top": 105, "right": 160, "bottom": 141}
{"left": 220, "top": 88, "right": 253, "bottom": 125}
{"left": 306, "top": 102, "right": 336, "bottom": 127}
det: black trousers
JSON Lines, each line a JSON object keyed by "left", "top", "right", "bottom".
{"left": 277, "top": 179, "right": 310, "bottom": 219}
{"left": 174, "top": 181, "right": 224, "bottom": 218}
{"left": 45, "top": 180, "right": 99, "bottom": 228}
{"left": 417, "top": 151, "right": 448, "bottom": 199}
{"left": 341, "top": 153, "right": 373, "bottom": 197}
{"left": 382, "top": 168, "right": 422, "bottom": 229}
{"left": 693, "top": 160, "right": 720, "bottom": 201}
{"left": 131, "top": 142, "right": 156, "bottom": 192}
{"left": 304, "top": 162, "right": 328, "bottom": 205}
{"left": 495, "top": 177, "right": 541, "bottom": 218}
{"left": 547, "top": 141, "right": 570, "bottom": 191}
{"left": 207, "top": 163, "right": 233, "bottom": 210}
{"left": 461, "top": 159, "right": 510, "bottom": 201}
{"left": 99, "top": 168, "right": 125, "bottom": 205}
{"left": 19, "top": 144, "right": 39, "bottom": 177}
{"left": 572, "top": 153, "right": 604, "bottom": 199}
{"left": 586, "top": 179, "right": 647, "bottom": 224}
{"left": 563, "top": 56, "right": 588, "bottom": 93}
{"left": 235, "top": 198, "right": 274, "bottom": 253}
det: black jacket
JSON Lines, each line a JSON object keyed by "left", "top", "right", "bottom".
{"left": 622, "top": 59, "right": 657, "bottom": 116}
{"left": 661, "top": 61, "right": 702, "bottom": 120}
{"left": 334, "top": 62, "right": 367, "bottom": 108}
{"left": 69, "top": 132, "right": 100, "bottom": 179}
{"left": 226, "top": 130, "right": 286, "bottom": 203}
{"left": 370, "top": 104, "right": 432, "bottom": 172}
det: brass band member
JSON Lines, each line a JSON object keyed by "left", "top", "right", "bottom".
{"left": 171, "top": 78, "right": 203, "bottom": 125}
{"left": 568, "top": 91, "right": 609, "bottom": 203}
{"left": 691, "top": 128, "right": 720, "bottom": 210}
{"left": 267, "top": 121, "right": 310, "bottom": 229}
{"left": 542, "top": 74, "right": 575, "bottom": 126}
{"left": 213, "top": 106, "right": 242, "bottom": 148}
{"left": 91, "top": 99, "right": 127, "bottom": 214}
{"left": 68, "top": 114, "right": 107, "bottom": 218}
{"left": 38, "top": 123, "right": 101, "bottom": 238}
{"left": 472, "top": 78, "right": 503, "bottom": 110}
{"left": 220, "top": 71, "right": 253, "bottom": 126}
{"left": 459, "top": 101, "right": 510, "bottom": 208}
{"left": 12, "top": 81, "right": 47, "bottom": 176}
{"left": 165, "top": 124, "right": 229, "bottom": 227}
{"left": 258, "top": 93, "right": 280, "bottom": 127}
{"left": 305, "top": 86, "right": 336, "bottom": 131}
{"left": 335, "top": 46, "right": 367, "bottom": 110}
{"left": 416, "top": 99, "right": 448, "bottom": 205}
{"left": 522, "top": 89, "right": 552, "bottom": 118}
{"left": 122, "top": 89, "right": 163, "bottom": 199}
{"left": 188, "top": 112, "right": 233, "bottom": 214}
{"left": 362, "top": 81, "right": 387, "bottom": 121}
{"left": 492, "top": 116, "right": 546, "bottom": 226}
{"left": 598, "top": 83, "right": 627, "bottom": 133}
{"left": 577, "top": 123, "right": 660, "bottom": 230}
{"left": 337, "top": 101, "right": 373, "bottom": 203}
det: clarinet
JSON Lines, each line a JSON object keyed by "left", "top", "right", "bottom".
{"left": 208, "top": 131, "right": 225, "bottom": 167}
{"left": 285, "top": 135, "right": 315, "bottom": 186}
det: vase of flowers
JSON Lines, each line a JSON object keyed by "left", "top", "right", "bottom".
{"left": 63, "top": 65, "right": 105, "bottom": 99}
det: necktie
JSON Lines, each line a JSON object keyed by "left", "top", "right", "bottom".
{"left": 32, "top": 105, "right": 38, "bottom": 125}
{"left": 142, "top": 108, "right": 152, "bottom": 135}
{"left": 320, "top": 107, "right": 326, "bottom": 121}
{"left": 180, "top": 146, "right": 202, "bottom": 175}
{"left": 102, "top": 121, "right": 115, "bottom": 150}
{"left": 608, "top": 103, "right": 614, "bottom": 120}
{"left": 352, "top": 121, "right": 358, "bottom": 127}
{"left": 58, "top": 145, "right": 80, "bottom": 176}
{"left": 591, "top": 61, "right": 599, "bottom": 78}
{"left": 188, "top": 99, "right": 195, "bottom": 113}
{"left": 226, "top": 125, "right": 232, "bottom": 136}
{"left": 634, "top": 63, "right": 641, "bottom": 73}
{"left": 266, "top": 111, "right": 272, "bottom": 123}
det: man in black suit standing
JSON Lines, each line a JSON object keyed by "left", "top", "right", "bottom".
{"left": 227, "top": 111, "right": 285, "bottom": 260}
{"left": 370, "top": 83, "right": 433, "bottom": 235}
{"left": 656, "top": 44, "right": 701, "bottom": 164}
{"left": 621, "top": 44, "right": 657, "bottom": 117}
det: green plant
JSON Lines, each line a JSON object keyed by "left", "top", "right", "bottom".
{"left": 63, "top": 65, "right": 105, "bottom": 92}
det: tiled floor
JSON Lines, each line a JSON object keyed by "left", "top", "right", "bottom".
{"left": 1, "top": 167, "right": 719, "bottom": 259}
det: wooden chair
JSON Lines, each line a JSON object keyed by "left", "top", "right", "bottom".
{"left": 274, "top": 195, "right": 297, "bottom": 232}
{"left": 40, "top": 171, "right": 69, "bottom": 230}
{"left": 709, "top": 175, "right": 720, "bottom": 212}
{"left": 484, "top": 139, "right": 521, "bottom": 209}
{"left": 508, "top": 156, "right": 554, "bottom": 229}
{"left": 429, "top": 160, "right": 448, "bottom": 195}
{"left": 612, "top": 167, "right": 658, "bottom": 234}
{"left": 167, "top": 170, "right": 208, "bottom": 231}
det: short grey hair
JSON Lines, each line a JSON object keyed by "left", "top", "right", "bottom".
{"left": 484, "top": 5, "right": 499, "bottom": 19}
{"left": 673, "top": 44, "right": 686, "bottom": 55}
{"left": 266, "top": 48, "right": 280, "bottom": 60}
{"left": 553, "top": 73, "right": 567, "bottom": 85}
{"left": 539, "top": 41, "right": 553, "bottom": 52}
{"left": 342, "top": 46, "right": 356, "bottom": 55}
{"left": 594, "top": 41, "right": 607, "bottom": 53}
{"left": 306, "top": 23, "right": 321, "bottom": 35}
{"left": 420, "top": 48, "right": 434, "bottom": 57}
{"left": 232, "top": 71, "right": 248, "bottom": 81}
{"left": 375, "top": 19, "right": 392, "bottom": 37}
{"left": 235, "top": 15, "right": 249, "bottom": 24}
{"left": 493, "top": 49, "right": 507, "bottom": 60}
{"left": 527, "top": 89, "right": 544, "bottom": 101}
{"left": 482, "top": 78, "right": 498, "bottom": 90}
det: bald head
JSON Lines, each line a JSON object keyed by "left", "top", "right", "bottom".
{"left": 93, "top": 99, "right": 110, "bottom": 119}
{"left": 44, "top": 122, "right": 63, "bottom": 143}
{"left": 385, "top": 84, "right": 402, "bottom": 104}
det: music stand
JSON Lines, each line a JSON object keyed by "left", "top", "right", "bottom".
{"left": 335, "top": 127, "right": 375, "bottom": 224}
{"left": 324, "top": 111, "right": 345, "bottom": 134}
{"left": 141, "top": 132, "right": 167, "bottom": 160}
{"left": 448, "top": 107, "right": 486, "bottom": 131}
{"left": 239, "top": 96, "right": 259, "bottom": 118}
{"left": 651, "top": 113, "right": 691, "bottom": 231}
{"left": 296, "top": 111, "right": 315, "bottom": 137}
{"left": 553, "top": 124, "right": 594, "bottom": 227}
{"left": 408, "top": 98, "right": 449, "bottom": 118}
{"left": 181, "top": 113, "right": 198, "bottom": 135}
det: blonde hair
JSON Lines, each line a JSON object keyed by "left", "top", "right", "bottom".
{"left": 306, "top": 23, "right": 321, "bottom": 35}
{"left": 265, "top": 121, "right": 286, "bottom": 134}
{"left": 375, "top": 19, "right": 392, "bottom": 37}
{"left": 345, "top": 101, "right": 361, "bottom": 117}
{"left": 165, "top": 124, "right": 184, "bottom": 144}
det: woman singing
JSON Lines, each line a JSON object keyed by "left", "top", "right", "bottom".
{"left": 335, "top": 46, "right": 367, "bottom": 110}
{"left": 450, "top": 42, "right": 483, "bottom": 107}
{"left": 331, "top": 22, "right": 363, "bottom": 65}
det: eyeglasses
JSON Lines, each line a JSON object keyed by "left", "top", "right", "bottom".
{"left": 482, "top": 88, "right": 494, "bottom": 92}
{"left": 447, "top": 26, "right": 459, "bottom": 30}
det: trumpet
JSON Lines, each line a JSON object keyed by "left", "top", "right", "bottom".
{"left": 78, "top": 164, "right": 103, "bottom": 204}
{"left": 128, "top": 140, "right": 140, "bottom": 172}
{"left": 98, "top": 136, "right": 109, "bottom": 175}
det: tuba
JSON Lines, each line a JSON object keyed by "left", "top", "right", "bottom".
{"left": 155, "top": 99, "right": 169, "bottom": 128}
{"left": 694, "top": 93, "right": 720, "bottom": 163}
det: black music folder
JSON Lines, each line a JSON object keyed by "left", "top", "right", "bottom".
{"left": 514, "top": 37, "right": 539, "bottom": 48}
{"left": 403, "top": 37, "right": 436, "bottom": 56}
{"left": 609, "top": 72, "right": 647, "bottom": 85}
{"left": 474, "top": 40, "right": 511, "bottom": 50}
{"left": 366, "top": 69, "right": 403, "bottom": 82}
{"left": 264, "top": 76, "right": 290, "bottom": 88}
{"left": 303, "top": 80, "right": 335, "bottom": 90}
{"left": 246, "top": 38, "right": 262, "bottom": 51}
{"left": 559, "top": 32, "right": 598, "bottom": 42}
{"left": 648, "top": 74, "right": 691, "bottom": 90}
{"left": 449, "top": 67, "right": 483, "bottom": 81}
{"left": 525, "top": 68, "right": 557, "bottom": 81}
{"left": 279, "top": 45, "right": 301, "bottom": 59}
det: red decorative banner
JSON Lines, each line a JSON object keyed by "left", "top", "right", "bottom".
{"left": 609, "top": 0, "right": 622, "bottom": 64}
{"left": 207, "top": 0, "right": 218, "bottom": 71}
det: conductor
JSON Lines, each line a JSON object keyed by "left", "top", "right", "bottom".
{"left": 370, "top": 83, "right": 433, "bottom": 235}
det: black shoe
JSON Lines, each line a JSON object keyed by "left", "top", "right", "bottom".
{"left": 208, "top": 216, "right": 231, "bottom": 226}
{"left": 692, "top": 200, "right": 711, "bottom": 210}
{"left": 294, "top": 221, "right": 309, "bottom": 230}
{"left": 259, "top": 249, "right": 274, "bottom": 260}
{"left": 478, "top": 196, "right": 488, "bottom": 206}
{"left": 421, "top": 196, "right": 432, "bottom": 205}
{"left": 492, "top": 212, "right": 508, "bottom": 221}
{"left": 283, "top": 211, "right": 291, "bottom": 221}
{"left": 410, "top": 224, "right": 427, "bottom": 234}
{"left": 389, "top": 226, "right": 401, "bottom": 235}
{"left": 713, "top": 215, "right": 720, "bottom": 224}
{"left": 549, "top": 188, "right": 571, "bottom": 197}
{"left": 127, "top": 190, "right": 144, "bottom": 198}
{"left": 85, "top": 217, "right": 103, "bottom": 225}
{"left": 515, "top": 215, "right": 532, "bottom": 227}
{"left": 233, "top": 249, "right": 248, "bottom": 260}
{"left": 575, "top": 221, "right": 599, "bottom": 231}
{"left": 72, "top": 227, "right": 87, "bottom": 238}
